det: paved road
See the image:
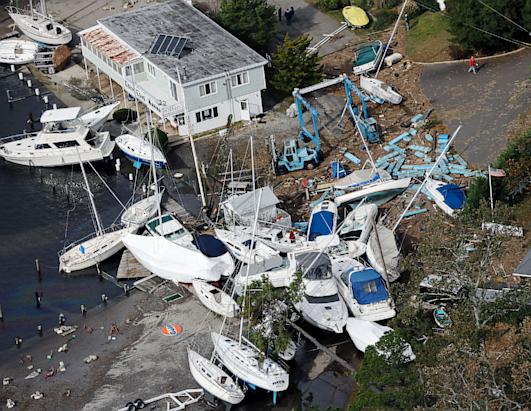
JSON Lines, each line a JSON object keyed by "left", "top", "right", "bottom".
{"left": 270, "top": 0, "right": 359, "bottom": 55}
{"left": 420, "top": 49, "right": 531, "bottom": 167}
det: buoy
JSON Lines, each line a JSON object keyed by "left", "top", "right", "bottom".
{"left": 18, "top": 72, "right": 23, "bottom": 80}
{"left": 26, "top": 79, "right": 32, "bottom": 88}
{"left": 43, "top": 95, "right": 49, "bottom": 104}
{"left": 161, "top": 323, "right": 183, "bottom": 336}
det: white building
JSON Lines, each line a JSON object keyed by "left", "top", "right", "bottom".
{"left": 79, "top": 0, "right": 268, "bottom": 136}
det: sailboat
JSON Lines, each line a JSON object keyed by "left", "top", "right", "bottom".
{"left": 58, "top": 159, "right": 128, "bottom": 273}
{"left": 120, "top": 189, "right": 164, "bottom": 228}
{"left": 366, "top": 223, "right": 401, "bottom": 282}
{"left": 187, "top": 349, "right": 245, "bottom": 405}
{"left": 7, "top": 1, "right": 72, "bottom": 45}
{"left": 0, "top": 39, "right": 38, "bottom": 64}
{"left": 192, "top": 280, "right": 240, "bottom": 318}
{"left": 115, "top": 133, "right": 167, "bottom": 168}
{"left": 424, "top": 176, "right": 466, "bottom": 217}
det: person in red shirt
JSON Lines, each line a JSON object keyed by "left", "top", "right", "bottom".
{"left": 468, "top": 55, "right": 478, "bottom": 74}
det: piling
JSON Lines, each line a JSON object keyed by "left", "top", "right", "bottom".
{"left": 18, "top": 72, "right": 23, "bottom": 81}
{"left": 35, "top": 88, "right": 40, "bottom": 96}
{"left": 35, "top": 258, "right": 41, "bottom": 281}
{"left": 81, "top": 304, "right": 87, "bottom": 317}
{"left": 26, "top": 79, "right": 32, "bottom": 88}
{"left": 35, "top": 291, "right": 41, "bottom": 309}
{"left": 0, "top": 304, "right": 3, "bottom": 322}
{"left": 10, "top": 64, "right": 15, "bottom": 72}
{"left": 37, "top": 325, "right": 43, "bottom": 337}
{"left": 15, "top": 336, "right": 22, "bottom": 348}
{"left": 43, "top": 95, "right": 49, "bottom": 104}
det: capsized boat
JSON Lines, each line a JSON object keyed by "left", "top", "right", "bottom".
{"left": 366, "top": 223, "right": 401, "bottom": 282}
{"left": 425, "top": 176, "right": 466, "bottom": 217}
{"left": 120, "top": 190, "right": 164, "bottom": 228}
{"left": 360, "top": 76, "right": 403, "bottom": 105}
{"left": 353, "top": 41, "right": 384, "bottom": 75}
{"left": 334, "top": 262, "right": 396, "bottom": 321}
{"left": 0, "top": 39, "right": 38, "bottom": 64}
{"left": 192, "top": 280, "right": 240, "bottom": 318}
{"left": 123, "top": 214, "right": 234, "bottom": 283}
{"left": 115, "top": 134, "right": 167, "bottom": 168}
{"left": 212, "top": 332, "right": 289, "bottom": 392}
{"left": 342, "top": 6, "right": 369, "bottom": 28}
{"left": 307, "top": 200, "right": 338, "bottom": 245}
{"left": 187, "top": 349, "right": 245, "bottom": 405}
{"left": 339, "top": 203, "right": 378, "bottom": 243}
{"left": 79, "top": 101, "right": 119, "bottom": 131}
{"left": 346, "top": 318, "right": 416, "bottom": 362}
{"left": 0, "top": 108, "right": 114, "bottom": 167}
{"left": 334, "top": 168, "right": 411, "bottom": 207}
{"left": 294, "top": 252, "right": 348, "bottom": 333}
{"left": 7, "top": 3, "right": 72, "bottom": 45}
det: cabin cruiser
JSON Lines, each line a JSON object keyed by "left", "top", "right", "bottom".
{"left": 424, "top": 176, "right": 466, "bottom": 217}
{"left": 307, "top": 200, "right": 338, "bottom": 245}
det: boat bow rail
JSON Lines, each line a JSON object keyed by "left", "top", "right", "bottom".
{"left": 0, "top": 132, "right": 39, "bottom": 146}
{"left": 58, "top": 224, "right": 125, "bottom": 256}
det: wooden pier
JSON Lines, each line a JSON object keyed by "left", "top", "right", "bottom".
{"left": 117, "top": 250, "right": 151, "bottom": 280}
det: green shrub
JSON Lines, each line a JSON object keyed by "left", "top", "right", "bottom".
{"left": 113, "top": 108, "right": 137, "bottom": 123}
{"left": 145, "top": 127, "right": 168, "bottom": 148}
{"left": 351, "top": 0, "right": 372, "bottom": 9}
{"left": 319, "top": 0, "right": 344, "bottom": 11}
{"left": 372, "top": 9, "right": 397, "bottom": 30}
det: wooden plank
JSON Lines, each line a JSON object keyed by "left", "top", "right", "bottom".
{"left": 0, "top": 31, "right": 19, "bottom": 41}
{"left": 117, "top": 249, "right": 151, "bottom": 279}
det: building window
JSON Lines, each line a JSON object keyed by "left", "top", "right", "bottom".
{"left": 231, "top": 72, "right": 249, "bottom": 87}
{"left": 195, "top": 106, "right": 219, "bottom": 123}
{"left": 146, "top": 61, "right": 156, "bottom": 77}
{"left": 199, "top": 81, "right": 217, "bottom": 97}
{"left": 169, "top": 81, "right": 179, "bottom": 101}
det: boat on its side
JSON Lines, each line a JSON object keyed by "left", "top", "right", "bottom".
{"left": 339, "top": 203, "right": 378, "bottom": 243}
{"left": 0, "top": 39, "right": 38, "bottom": 64}
{"left": 115, "top": 134, "right": 167, "bottom": 168}
{"left": 360, "top": 76, "right": 403, "bottom": 105}
{"left": 7, "top": 5, "right": 72, "bottom": 45}
{"left": 192, "top": 280, "right": 239, "bottom": 318}
{"left": 424, "top": 176, "right": 466, "bottom": 217}
{"left": 211, "top": 332, "right": 289, "bottom": 393}
{"left": 187, "top": 349, "right": 245, "bottom": 405}
{"left": 366, "top": 223, "right": 401, "bottom": 282}
{"left": 79, "top": 102, "right": 119, "bottom": 131}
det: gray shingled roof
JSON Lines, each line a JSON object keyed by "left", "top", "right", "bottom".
{"left": 99, "top": 0, "right": 267, "bottom": 84}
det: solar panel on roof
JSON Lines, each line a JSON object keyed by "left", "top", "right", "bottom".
{"left": 149, "top": 34, "right": 189, "bottom": 58}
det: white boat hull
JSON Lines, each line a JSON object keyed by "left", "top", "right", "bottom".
{"left": 334, "top": 177, "right": 411, "bottom": 206}
{"left": 366, "top": 224, "right": 401, "bottom": 282}
{"left": 192, "top": 280, "right": 239, "bottom": 318}
{"left": 123, "top": 234, "right": 233, "bottom": 283}
{"left": 211, "top": 332, "right": 289, "bottom": 392}
{"left": 188, "top": 349, "right": 244, "bottom": 405}
{"left": 116, "top": 134, "right": 167, "bottom": 167}
{"left": 9, "top": 11, "right": 72, "bottom": 45}
{"left": 59, "top": 228, "right": 127, "bottom": 273}
{"left": 0, "top": 39, "right": 37, "bottom": 64}
{"left": 79, "top": 102, "right": 120, "bottom": 130}
{"left": 424, "top": 177, "right": 462, "bottom": 217}
{"left": 120, "top": 191, "right": 163, "bottom": 228}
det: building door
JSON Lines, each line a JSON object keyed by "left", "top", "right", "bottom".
{"left": 240, "top": 100, "right": 250, "bottom": 121}
{"left": 176, "top": 115, "right": 189, "bottom": 136}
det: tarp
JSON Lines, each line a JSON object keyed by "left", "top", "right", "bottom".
{"left": 350, "top": 268, "right": 389, "bottom": 304}
{"left": 296, "top": 252, "right": 331, "bottom": 280}
{"left": 221, "top": 187, "right": 280, "bottom": 222}
{"left": 308, "top": 211, "right": 335, "bottom": 240}
{"left": 437, "top": 184, "right": 465, "bottom": 209}
{"left": 193, "top": 234, "right": 228, "bottom": 257}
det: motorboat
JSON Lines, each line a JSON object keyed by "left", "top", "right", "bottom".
{"left": 123, "top": 214, "right": 235, "bottom": 283}
{"left": 211, "top": 332, "right": 289, "bottom": 392}
{"left": 120, "top": 190, "right": 164, "bottom": 228}
{"left": 7, "top": 2, "right": 72, "bottom": 45}
{"left": 0, "top": 39, "right": 38, "bottom": 64}
{"left": 342, "top": 6, "right": 369, "bottom": 28}
{"left": 360, "top": 76, "right": 403, "bottom": 105}
{"left": 58, "top": 160, "right": 128, "bottom": 273}
{"left": 187, "top": 349, "right": 245, "bottom": 405}
{"left": 214, "top": 228, "right": 282, "bottom": 266}
{"left": 433, "top": 306, "right": 452, "bottom": 328}
{"left": 0, "top": 107, "right": 114, "bottom": 167}
{"left": 339, "top": 203, "right": 378, "bottom": 243}
{"left": 353, "top": 41, "right": 384, "bottom": 75}
{"left": 334, "top": 262, "right": 396, "bottom": 321}
{"left": 294, "top": 252, "right": 348, "bottom": 333}
{"left": 307, "top": 200, "right": 338, "bottom": 245}
{"left": 79, "top": 101, "right": 119, "bottom": 131}
{"left": 115, "top": 134, "right": 167, "bottom": 168}
{"left": 334, "top": 168, "right": 411, "bottom": 207}
{"left": 346, "top": 318, "right": 416, "bottom": 362}
{"left": 236, "top": 224, "right": 309, "bottom": 253}
{"left": 366, "top": 223, "right": 401, "bottom": 282}
{"left": 424, "top": 176, "right": 466, "bottom": 217}
{"left": 192, "top": 280, "right": 239, "bottom": 318}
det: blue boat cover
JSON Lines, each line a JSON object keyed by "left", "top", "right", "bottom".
{"left": 331, "top": 161, "right": 347, "bottom": 179}
{"left": 437, "top": 184, "right": 465, "bottom": 210}
{"left": 192, "top": 234, "right": 228, "bottom": 257}
{"left": 349, "top": 268, "right": 389, "bottom": 305}
{"left": 309, "top": 211, "right": 335, "bottom": 240}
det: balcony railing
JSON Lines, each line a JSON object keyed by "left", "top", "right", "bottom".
{"left": 124, "top": 79, "right": 183, "bottom": 118}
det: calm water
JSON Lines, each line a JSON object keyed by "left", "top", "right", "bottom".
{"left": 0, "top": 67, "right": 137, "bottom": 351}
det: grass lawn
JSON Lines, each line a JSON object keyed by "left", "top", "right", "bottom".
{"left": 406, "top": 12, "right": 452, "bottom": 62}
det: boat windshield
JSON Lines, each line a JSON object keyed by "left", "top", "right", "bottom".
{"left": 305, "top": 293, "right": 340, "bottom": 303}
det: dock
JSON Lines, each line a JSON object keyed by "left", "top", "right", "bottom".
{"left": 0, "top": 31, "right": 19, "bottom": 41}
{"left": 117, "top": 249, "right": 151, "bottom": 280}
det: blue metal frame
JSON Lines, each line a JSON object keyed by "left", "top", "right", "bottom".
{"left": 342, "top": 76, "right": 369, "bottom": 119}
{"left": 293, "top": 90, "right": 321, "bottom": 152}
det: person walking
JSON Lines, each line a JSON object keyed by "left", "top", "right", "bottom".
{"left": 278, "top": 7, "right": 282, "bottom": 22}
{"left": 468, "top": 55, "right": 478, "bottom": 74}
{"left": 405, "top": 13, "right": 410, "bottom": 31}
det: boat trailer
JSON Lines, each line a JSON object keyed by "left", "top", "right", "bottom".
{"left": 118, "top": 388, "right": 204, "bottom": 411}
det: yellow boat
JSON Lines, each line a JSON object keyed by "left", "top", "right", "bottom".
{"left": 342, "top": 6, "right": 369, "bottom": 28}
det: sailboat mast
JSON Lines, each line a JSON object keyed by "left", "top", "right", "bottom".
{"left": 239, "top": 188, "right": 263, "bottom": 344}
{"left": 79, "top": 159, "right": 103, "bottom": 236}
{"left": 147, "top": 111, "right": 162, "bottom": 220}
{"left": 229, "top": 149, "right": 234, "bottom": 196}
{"left": 176, "top": 67, "right": 207, "bottom": 208}
{"left": 250, "top": 135, "right": 256, "bottom": 191}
